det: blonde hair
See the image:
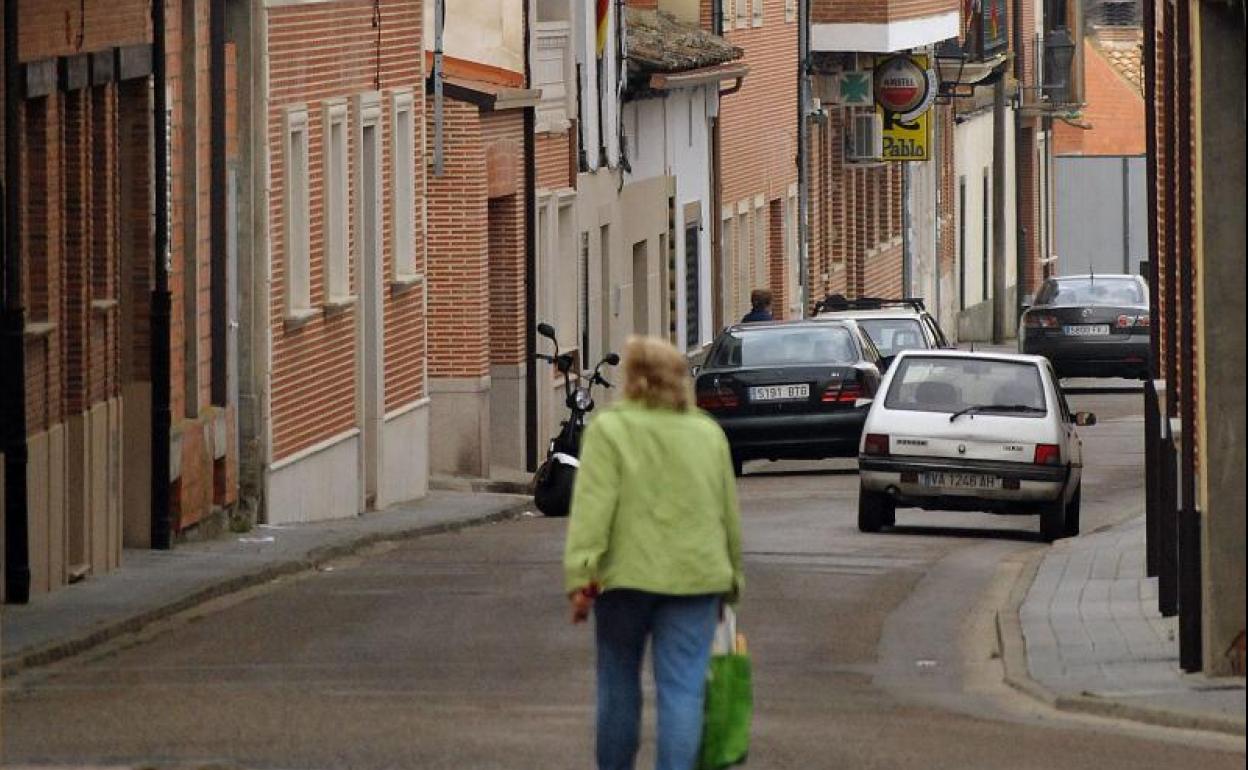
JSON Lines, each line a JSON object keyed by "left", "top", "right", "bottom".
{"left": 622, "top": 335, "right": 694, "bottom": 412}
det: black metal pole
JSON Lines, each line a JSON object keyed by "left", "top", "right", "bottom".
{"left": 1175, "top": 0, "right": 1201, "bottom": 673}
{"left": 1156, "top": 0, "right": 1179, "bottom": 618}
{"left": 209, "top": 0, "right": 227, "bottom": 406}
{"left": 3, "top": 0, "right": 32, "bottom": 603}
{"left": 151, "top": 0, "right": 174, "bottom": 549}
{"left": 1142, "top": 0, "right": 1160, "bottom": 578}
{"left": 522, "top": 1, "right": 537, "bottom": 473}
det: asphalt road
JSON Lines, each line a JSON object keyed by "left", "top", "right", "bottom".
{"left": 2, "top": 386, "right": 1243, "bottom": 769}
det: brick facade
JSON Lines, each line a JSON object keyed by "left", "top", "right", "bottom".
{"left": 1054, "top": 38, "right": 1146, "bottom": 156}
{"left": 715, "top": 0, "right": 799, "bottom": 319}
{"left": 265, "top": 0, "right": 426, "bottom": 460}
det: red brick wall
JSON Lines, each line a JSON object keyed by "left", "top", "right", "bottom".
{"left": 483, "top": 111, "right": 528, "bottom": 368}
{"left": 1054, "top": 39, "right": 1146, "bottom": 156}
{"left": 16, "top": 0, "right": 150, "bottom": 60}
{"left": 717, "top": 1, "right": 797, "bottom": 224}
{"left": 426, "top": 98, "right": 490, "bottom": 380}
{"left": 535, "top": 130, "right": 574, "bottom": 190}
{"left": 811, "top": 0, "right": 959, "bottom": 25}
{"left": 267, "top": 0, "right": 426, "bottom": 459}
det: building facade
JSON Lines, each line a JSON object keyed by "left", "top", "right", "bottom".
{"left": 1144, "top": 0, "right": 1245, "bottom": 677}
{"left": 233, "top": 0, "right": 430, "bottom": 524}
{"left": 3, "top": 0, "right": 239, "bottom": 602}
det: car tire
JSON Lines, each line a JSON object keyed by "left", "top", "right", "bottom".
{"left": 1040, "top": 495, "right": 1067, "bottom": 543}
{"left": 1063, "top": 485, "right": 1082, "bottom": 538}
{"left": 858, "top": 487, "right": 894, "bottom": 533}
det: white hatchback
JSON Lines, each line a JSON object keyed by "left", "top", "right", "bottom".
{"left": 857, "top": 350, "right": 1094, "bottom": 542}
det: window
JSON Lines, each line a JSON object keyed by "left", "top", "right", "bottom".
{"left": 392, "top": 91, "right": 417, "bottom": 279}
{"left": 785, "top": 0, "right": 797, "bottom": 23}
{"left": 753, "top": 195, "right": 766, "bottom": 292}
{"left": 884, "top": 357, "right": 1047, "bottom": 417}
{"left": 284, "top": 107, "right": 311, "bottom": 317}
{"left": 735, "top": 0, "right": 749, "bottom": 29}
{"left": 324, "top": 101, "right": 349, "bottom": 302}
{"left": 752, "top": 0, "right": 764, "bottom": 27}
{"left": 721, "top": 0, "right": 734, "bottom": 30}
{"left": 710, "top": 326, "right": 858, "bottom": 368}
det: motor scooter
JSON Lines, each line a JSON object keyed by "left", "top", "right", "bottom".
{"left": 532, "top": 322, "right": 619, "bottom": 517}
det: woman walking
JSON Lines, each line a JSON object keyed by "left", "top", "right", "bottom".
{"left": 564, "top": 335, "right": 744, "bottom": 770}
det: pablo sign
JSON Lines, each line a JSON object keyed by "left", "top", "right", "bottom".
{"left": 874, "top": 54, "right": 936, "bottom": 161}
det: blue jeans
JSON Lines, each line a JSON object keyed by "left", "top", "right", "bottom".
{"left": 594, "top": 589, "right": 720, "bottom": 770}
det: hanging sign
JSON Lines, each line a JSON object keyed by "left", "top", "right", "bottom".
{"left": 832, "top": 71, "right": 873, "bottom": 106}
{"left": 874, "top": 54, "right": 935, "bottom": 161}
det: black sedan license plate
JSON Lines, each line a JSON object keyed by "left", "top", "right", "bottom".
{"left": 921, "top": 472, "right": 1003, "bottom": 490}
{"left": 749, "top": 384, "right": 809, "bottom": 402}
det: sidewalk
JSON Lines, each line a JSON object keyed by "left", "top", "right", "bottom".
{"left": 1, "top": 490, "right": 531, "bottom": 677}
{"left": 1002, "top": 514, "right": 1246, "bottom": 735}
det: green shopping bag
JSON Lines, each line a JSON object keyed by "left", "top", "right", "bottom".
{"left": 698, "top": 607, "right": 752, "bottom": 770}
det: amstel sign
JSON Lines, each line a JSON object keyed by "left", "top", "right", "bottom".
{"left": 873, "top": 54, "right": 936, "bottom": 162}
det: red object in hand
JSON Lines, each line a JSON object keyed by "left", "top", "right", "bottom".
{"left": 570, "top": 583, "right": 601, "bottom": 624}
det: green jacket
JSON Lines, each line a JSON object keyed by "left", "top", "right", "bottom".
{"left": 563, "top": 399, "right": 744, "bottom": 602}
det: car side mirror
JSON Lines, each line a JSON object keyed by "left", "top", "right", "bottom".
{"left": 1074, "top": 412, "right": 1097, "bottom": 427}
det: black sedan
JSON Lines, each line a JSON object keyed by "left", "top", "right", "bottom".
{"left": 1019, "top": 274, "right": 1151, "bottom": 380}
{"left": 695, "top": 320, "right": 885, "bottom": 476}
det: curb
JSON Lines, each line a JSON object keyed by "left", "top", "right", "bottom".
{"left": 430, "top": 475, "right": 533, "bottom": 495}
{"left": 994, "top": 544, "right": 1247, "bottom": 738}
{"left": 1, "top": 500, "right": 533, "bottom": 679}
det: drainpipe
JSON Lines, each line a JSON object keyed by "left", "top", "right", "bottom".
{"left": 990, "top": 72, "right": 1007, "bottom": 344}
{"left": 433, "top": 0, "right": 444, "bottom": 176}
{"left": 3, "top": 0, "right": 32, "bottom": 603}
{"left": 151, "top": 0, "right": 174, "bottom": 549}
{"left": 796, "top": 0, "right": 810, "bottom": 317}
{"left": 210, "top": 0, "right": 227, "bottom": 406}
{"left": 1140, "top": 0, "right": 1161, "bottom": 581}
{"left": 523, "top": 0, "right": 537, "bottom": 472}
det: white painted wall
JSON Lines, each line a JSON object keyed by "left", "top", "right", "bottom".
{"left": 953, "top": 107, "right": 1017, "bottom": 319}
{"left": 425, "top": 0, "right": 525, "bottom": 76}
{"left": 623, "top": 85, "right": 716, "bottom": 351}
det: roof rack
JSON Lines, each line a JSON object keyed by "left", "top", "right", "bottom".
{"left": 814, "top": 296, "right": 927, "bottom": 314}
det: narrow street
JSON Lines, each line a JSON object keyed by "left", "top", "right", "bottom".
{"left": 2, "top": 387, "right": 1241, "bottom": 768}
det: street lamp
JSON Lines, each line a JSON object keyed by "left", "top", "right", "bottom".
{"left": 1043, "top": 27, "right": 1077, "bottom": 106}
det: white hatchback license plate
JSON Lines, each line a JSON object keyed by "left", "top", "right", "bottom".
{"left": 921, "top": 472, "right": 1003, "bottom": 490}
{"left": 1063, "top": 324, "right": 1110, "bottom": 336}
{"left": 749, "top": 384, "right": 809, "bottom": 402}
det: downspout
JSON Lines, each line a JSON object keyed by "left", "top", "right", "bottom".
{"left": 990, "top": 71, "right": 1007, "bottom": 344}
{"left": 3, "top": 0, "right": 32, "bottom": 603}
{"left": 523, "top": 0, "right": 537, "bottom": 472}
{"left": 796, "top": 0, "right": 810, "bottom": 316}
{"left": 151, "top": 0, "right": 174, "bottom": 549}
{"left": 901, "top": 163, "right": 911, "bottom": 296}
{"left": 433, "top": 0, "right": 444, "bottom": 176}
{"left": 210, "top": 0, "right": 227, "bottom": 405}
{"left": 710, "top": 0, "right": 724, "bottom": 329}
{"left": 1012, "top": 0, "right": 1027, "bottom": 325}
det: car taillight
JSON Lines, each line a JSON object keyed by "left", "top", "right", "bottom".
{"left": 1116, "top": 313, "right": 1150, "bottom": 328}
{"left": 696, "top": 386, "right": 739, "bottom": 411}
{"left": 821, "top": 381, "right": 863, "bottom": 404}
{"left": 863, "top": 433, "right": 890, "bottom": 456}
{"left": 1033, "top": 443, "right": 1061, "bottom": 466}
{"left": 1024, "top": 313, "right": 1058, "bottom": 329}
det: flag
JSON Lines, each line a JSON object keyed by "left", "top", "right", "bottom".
{"left": 595, "top": 0, "right": 609, "bottom": 59}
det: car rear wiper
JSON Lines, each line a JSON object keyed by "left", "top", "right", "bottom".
{"left": 948, "top": 404, "right": 1046, "bottom": 422}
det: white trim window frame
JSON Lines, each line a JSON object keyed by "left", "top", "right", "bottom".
{"left": 735, "top": 0, "right": 750, "bottom": 29}
{"left": 391, "top": 90, "right": 418, "bottom": 282}
{"left": 324, "top": 99, "right": 351, "bottom": 304}
{"left": 752, "top": 0, "right": 764, "bottom": 27}
{"left": 283, "top": 106, "right": 313, "bottom": 319}
{"left": 721, "top": 0, "right": 734, "bottom": 30}
{"left": 785, "top": 0, "right": 796, "bottom": 24}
